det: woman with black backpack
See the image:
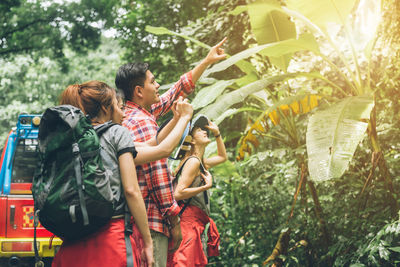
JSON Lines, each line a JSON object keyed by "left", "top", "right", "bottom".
{"left": 52, "top": 81, "right": 193, "bottom": 267}
{"left": 167, "top": 115, "right": 227, "bottom": 267}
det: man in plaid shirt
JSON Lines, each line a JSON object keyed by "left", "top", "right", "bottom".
{"left": 115, "top": 38, "right": 227, "bottom": 267}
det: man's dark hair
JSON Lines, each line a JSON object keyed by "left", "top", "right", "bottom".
{"left": 115, "top": 62, "right": 149, "bottom": 101}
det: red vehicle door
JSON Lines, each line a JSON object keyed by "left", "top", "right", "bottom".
{"left": 5, "top": 196, "right": 51, "bottom": 238}
{"left": 5, "top": 137, "right": 54, "bottom": 238}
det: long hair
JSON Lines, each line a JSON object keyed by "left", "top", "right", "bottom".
{"left": 60, "top": 81, "right": 115, "bottom": 119}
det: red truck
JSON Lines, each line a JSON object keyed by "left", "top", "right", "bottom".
{"left": 0, "top": 115, "right": 62, "bottom": 266}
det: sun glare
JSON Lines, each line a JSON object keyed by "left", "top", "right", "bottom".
{"left": 352, "top": 0, "right": 382, "bottom": 50}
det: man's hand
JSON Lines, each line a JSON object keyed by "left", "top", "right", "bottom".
{"left": 175, "top": 98, "right": 193, "bottom": 121}
{"left": 168, "top": 215, "right": 182, "bottom": 252}
{"left": 204, "top": 37, "right": 227, "bottom": 65}
{"left": 192, "top": 37, "right": 227, "bottom": 84}
{"left": 171, "top": 96, "right": 183, "bottom": 120}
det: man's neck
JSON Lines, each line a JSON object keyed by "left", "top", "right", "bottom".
{"left": 130, "top": 98, "right": 151, "bottom": 112}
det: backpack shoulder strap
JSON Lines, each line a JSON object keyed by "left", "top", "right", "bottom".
{"left": 94, "top": 121, "right": 118, "bottom": 138}
{"left": 175, "top": 156, "right": 207, "bottom": 217}
{"left": 175, "top": 156, "right": 205, "bottom": 181}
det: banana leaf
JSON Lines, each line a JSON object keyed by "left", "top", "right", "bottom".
{"left": 237, "top": 94, "right": 321, "bottom": 160}
{"left": 286, "top": 0, "right": 358, "bottom": 29}
{"left": 201, "top": 72, "right": 305, "bottom": 120}
{"left": 228, "top": 5, "right": 248, "bottom": 15}
{"left": 191, "top": 80, "right": 235, "bottom": 110}
{"left": 248, "top": 0, "right": 294, "bottom": 44}
{"left": 248, "top": 0, "right": 296, "bottom": 71}
{"left": 145, "top": 25, "right": 257, "bottom": 76}
{"left": 204, "top": 34, "right": 320, "bottom": 77}
{"left": 306, "top": 95, "right": 374, "bottom": 182}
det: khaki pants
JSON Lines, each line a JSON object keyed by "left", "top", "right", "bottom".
{"left": 150, "top": 230, "right": 168, "bottom": 267}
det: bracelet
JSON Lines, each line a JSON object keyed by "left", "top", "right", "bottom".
{"left": 168, "top": 216, "right": 180, "bottom": 229}
{"left": 214, "top": 133, "right": 221, "bottom": 138}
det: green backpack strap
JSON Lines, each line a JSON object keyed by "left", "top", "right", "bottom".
{"left": 74, "top": 121, "right": 117, "bottom": 226}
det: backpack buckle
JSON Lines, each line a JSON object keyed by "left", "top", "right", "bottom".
{"left": 72, "top": 143, "right": 80, "bottom": 155}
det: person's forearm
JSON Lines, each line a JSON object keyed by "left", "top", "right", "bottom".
{"left": 119, "top": 154, "right": 152, "bottom": 246}
{"left": 157, "top": 116, "right": 190, "bottom": 154}
{"left": 191, "top": 59, "right": 212, "bottom": 84}
{"left": 191, "top": 37, "right": 227, "bottom": 84}
{"left": 175, "top": 185, "right": 209, "bottom": 201}
{"left": 155, "top": 117, "right": 179, "bottom": 144}
{"left": 124, "top": 188, "right": 152, "bottom": 245}
{"left": 134, "top": 116, "right": 191, "bottom": 165}
{"left": 215, "top": 135, "right": 227, "bottom": 160}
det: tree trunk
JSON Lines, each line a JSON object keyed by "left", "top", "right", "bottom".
{"left": 368, "top": 105, "right": 398, "bottom": 217}
{"left": 263, "top": 229, "right": 291, "bottom": 266}
{"left": 307, "top": 181, "right": 331, "bottom": 246}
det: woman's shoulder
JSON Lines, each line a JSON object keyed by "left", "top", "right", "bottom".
{"left": 182, "top": 156, "right": 202, "bottom": 172}
{"left": 100, "top": 123, "right": 134, "bottom": 148}
{"left": 102, "top": 123, "right": 129, "bottom": 137}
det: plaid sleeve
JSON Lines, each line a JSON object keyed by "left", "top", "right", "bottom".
{"left": 151, "top": 71, "right": 195, "bottom": 119}
{"left": 145, "top": 160, "right": 181, "bottom": 218}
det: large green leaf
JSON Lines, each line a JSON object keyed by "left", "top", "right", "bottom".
{"left": 145, "top": 25, "right": 173, "bottom": 35}
{"left": 306, "top": 96, "right": 374, "bottom": 182}
{"left": 269, "top": 54, "right": 293, "bottom": 72}
{"left": 145, "top": 26, "right": 210, "bottom": 49}
{"left": 203, "top": 43, "right": 272, "bottom": 76}
{"left": 286, "top": 0, "right": 358, "bottom": 29}
{"left": 214, "top": 107, "right": 260, "bottom": 125}
{"left": 248, "top": 1, "right": 296, "bottom": 71}
{"left": 248, "top": 1, "right": 296, "bottom": 44}
{"left": 191, "top": 80, "right": 235, "bottom": 110}
{"left": 235, "top": 60, "right": 258, "bottom": 75}
{"left": 204, "top": 34, "right": 320, "bottom": 76}
{"left": 259, "top": 33, "right": 320, "bottom": 56}
{"left": 145, "top": 25, "right": 258, "bottom": 76}
{"left": 235, "top": 72, "right": 259, "bottom": 87}
{"left": 228, "top": 5, "right": 248, "bottom": 15}
{"left": 201, "top": 72, "right": 304, "bottom": 119}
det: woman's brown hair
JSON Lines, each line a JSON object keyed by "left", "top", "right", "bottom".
{"left": 60, "top": 81, "right": 115, "bottom": 119}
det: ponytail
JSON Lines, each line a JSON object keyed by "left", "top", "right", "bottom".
{"left": 60, "top": 81, "right": 115, "bottom": 119}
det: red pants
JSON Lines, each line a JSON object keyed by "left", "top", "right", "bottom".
{"left": 52, "top": 218, "right": 141, "bottom": 267}
{"left": 167, "top": 205, "right": 220, "bottom": 267}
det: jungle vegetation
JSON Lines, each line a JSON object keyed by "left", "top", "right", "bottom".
{"left": 1, "top": 0, "right": 400, "bottom": 266}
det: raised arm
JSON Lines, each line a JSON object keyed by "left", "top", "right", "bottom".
{"left": 118, "top": 153, "right": 154, "bottom": 266}
{"left": 203, "top": 121, "right": 227, "bottom": 169}
{"left": 146, "top": 97, "right": 182, "bottom": 146}
{"left": 151, "top": 38, "right": 227, "bottom": 119}
{"left": 174, "top": 158, "right": 212, "bottom": 201}
{"left": 134, "top": 99, "right": 193, "bottom": 165}
{"left": 191, "top": 37, "right": 227, "bottom": 84}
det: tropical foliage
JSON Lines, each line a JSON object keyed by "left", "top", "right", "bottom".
{"left": 0, "top": 0, "right": 119, "bottom": 59}
{"left": 1, "top": 0, "right": 400, "bottom": 266}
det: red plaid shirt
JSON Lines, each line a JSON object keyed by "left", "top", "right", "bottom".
{"left": 123, "top": 71, "right": 195, "bottom": 236}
